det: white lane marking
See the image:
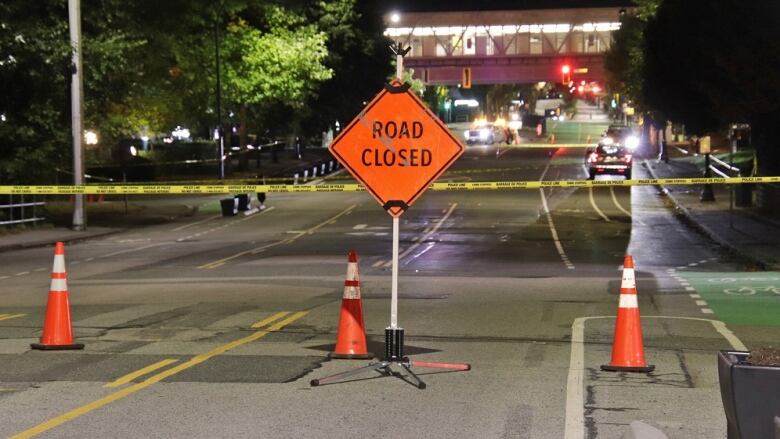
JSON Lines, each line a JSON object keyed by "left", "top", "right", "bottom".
{"left": 688, "top": 262, "right": 698, "bottom": 267}
{"left": 702, "top": 308, "right": 715, "bottom": 314}
{"left": 699, "top": 259, "right": 709, "bottom": 264}
{"left": 198, "top": 205, "right": 354, "bottom": 269}
{"left": 609, "top": 187, "right": 632, "bottom": 217}
{"left": 398, "top": 203, "right": 458, "bottom": 259}
{"left": 695, "top": 300, "right": 708, "bottom": 306}
{"left": 84, "top": 257, "right": 94, "bottom": 262}
{"left": 540, "top": 189, "right": 575, "bottom": 270}
{"left": 383, "top": 204, "right": 457, "bottom": 268}
{"left": 372, "top": 260, "right": 386, "bottom": 268}
{"left": 99, "top": 243, "right": 167, "bottom": 258}
{"left": 689, "top": 294, "right": 701, "bottom": 299}
{"left": 14, "top": 272, "right": 29, "bottom": 276}
{"left": 0, "top": 276, "right": 8, "bottom": 280}
{"left": 685, "top": 286, "right": 696, "bottom": 291}
{"left": 34, "top": 267, "right": 47, "bottom": 272}
{"left": 565, "top": 315, "right": 746, "bottom": 439}
{"left": 177, "top": 206, "right": 276, "bottom": 242}
{"left": 610, "top": 187, "right": 646, "bottom": 226}
{"left": 171, "top": 214, "right": 221, "bottom": 232}
{"left": 353, "top": 224, "right": 367, "bottom": 230}
{"left": 588, "top": 187, "right": 610, "bottom": 222}
{"left": 539, "top": 161, "right": 575, "bottom": 270}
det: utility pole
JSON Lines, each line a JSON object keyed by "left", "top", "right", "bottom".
{"left": 215, "top": 19, "right": 225, "bottom": 180}
{"left": 68, "top": 0, "right": 85, "bottom": 230}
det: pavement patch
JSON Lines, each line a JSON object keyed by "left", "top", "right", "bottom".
{"left": 164, "top": 355, "right": 324, "bottom": 383}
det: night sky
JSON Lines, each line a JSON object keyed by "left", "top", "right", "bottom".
{"left": 386, "top": 0, "right": 634, "bottom": 13}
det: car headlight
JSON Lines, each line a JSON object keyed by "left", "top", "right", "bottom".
{"left": 479, "top": 128, "right": 490, "bottom": 139}
{"left": 625, "top": 135, "right": 639, "bottom": 150}
{"left": 464, "top": 130, "right": 470, "bottom": 139}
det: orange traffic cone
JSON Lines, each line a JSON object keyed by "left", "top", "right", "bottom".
{"left": 31, "top": 242, "right": 84, "bottom": 350}
{"left": 601, "top": 255, "right": 654, "bottom": 372}
{"left": 331, "top": 250, "right": 372, "bottom": 359}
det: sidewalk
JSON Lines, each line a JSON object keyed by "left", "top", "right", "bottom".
{"left": 641, "top": 155, "right": 780, "bottom": 270}
{"left": 0, "top": 145, "right": 337, "bottom": 253}
{"left": 0, "top": 227, "right": 120, "bottom": 253}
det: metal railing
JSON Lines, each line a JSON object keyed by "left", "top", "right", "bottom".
{"left": 0, "top": 195, "right": 45, "bottom": 226}
{"left": 709, "top": 154, "right": 741, "bottom": 178}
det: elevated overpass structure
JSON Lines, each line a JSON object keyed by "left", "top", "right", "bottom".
{"left": 384, "top": 7, "right": 631, "bottom": 85}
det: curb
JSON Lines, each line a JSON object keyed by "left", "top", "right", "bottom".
{"left": 642, "top": 160, "right": 773, "bottom": 269}
{"left": 0, "top": 228, "right": 124, "bottom": 254}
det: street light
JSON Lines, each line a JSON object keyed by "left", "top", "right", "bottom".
{"left": 390, "top": 12, "right": 401, "bottom": 23}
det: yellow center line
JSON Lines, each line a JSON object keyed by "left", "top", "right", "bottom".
{"left": 0, "top": 313, "right": 26, "bottom": 322}
{"left": 104, "top": 359, "right": 179, "bottom": 388}
{"left": 251, "top": 311, "right": 290, "bottom": 328}
{"left": 10, "top": 311, "right": 309, "bottom": 439}
{"left": 198, "top": 204, "right": 357, "bottom": 269}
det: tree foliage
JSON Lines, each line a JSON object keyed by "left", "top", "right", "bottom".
{"left": 221, "top": 10, "right": 332, "bottom": 110}
{"left": 0, "top": 0, "right": 391, "bottom": 183}
{"left": 642, "top": 0, "right": 780, "bottom": 172}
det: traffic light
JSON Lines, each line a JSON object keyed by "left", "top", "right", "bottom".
{"left": 561, "top": 64, "right": 571, "bottom": 83}
{"left": 462, "top": 67, "right": 472, "bottom": 89}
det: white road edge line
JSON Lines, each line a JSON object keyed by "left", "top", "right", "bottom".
{"left": 539, "top": 162, "right": 575, "bottom": 270}
{"left": 565, "top": 315, "right": 746, "bottom": 439}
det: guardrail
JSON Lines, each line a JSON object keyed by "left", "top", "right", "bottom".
{"left": 0, "top": 195, "right": 45, "bottom": 226}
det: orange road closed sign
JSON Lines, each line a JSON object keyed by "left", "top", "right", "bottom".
{"left": 329, "top": 80, "right": 465, "bottom": 217}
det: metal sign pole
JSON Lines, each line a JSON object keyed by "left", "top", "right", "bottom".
{"left": 389, "top": 44, "right": 405, "bottom": 330}
{"left": 391, "top": 216, "right": 399, "bottom": 328}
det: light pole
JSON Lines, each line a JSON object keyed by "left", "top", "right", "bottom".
{"left": 68, "top": 0, "right": 86, "bottom": 230}
{"left": 214, "top": 11, "right": 225, "bottom": 180}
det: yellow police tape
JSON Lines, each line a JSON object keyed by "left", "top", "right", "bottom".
{"left": 2, "top": 176, "right": 778, "bottom": 195}
{"left": 498, "top": 143, "right": 595, "bottom": 148}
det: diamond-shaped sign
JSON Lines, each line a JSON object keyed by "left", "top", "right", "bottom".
{"left": 329, "top": 81, "right": 465, "bottom": 217}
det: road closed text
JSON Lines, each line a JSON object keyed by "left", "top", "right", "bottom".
{"left": 361, "top": 120, "right": 432, "bottom": 167}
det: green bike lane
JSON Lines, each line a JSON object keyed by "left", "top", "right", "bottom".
{"left": 546, "top": 120, "right": 608, "bottom": 143}
{"left": 676, "top": 270, "right": 780, "bottom": 326}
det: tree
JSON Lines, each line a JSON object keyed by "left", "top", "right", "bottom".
{"left": 300, "top": 0, "right": 393, "bottom": 137}
{"left": 0, "top": 2, "right": 72, "bottom": 184}
{"left": 642, "top": 0, "right": 780, "bottom": 174}
{"left": 220, "top": 7, "right": 332, "bottom": 167}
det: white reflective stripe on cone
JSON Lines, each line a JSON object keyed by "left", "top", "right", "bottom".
{"left": 343, "top": 286, "right": 360, "bottom": 300}
{"left": 346, "top": 262, "right": 358, "bottom": 282}
{"left": 618, "top": 294, "right": 638, "bottom": 309}
{"left": 52, "top": 255, "right": 66, "bottom": 274}
{"left": 621, "top": 268, "right": 636, "bottom": 289}
{"left": 49, "top": 278, "right": 68, "bottom": 292}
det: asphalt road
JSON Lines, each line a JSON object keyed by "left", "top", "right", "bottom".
{"left": 0, "top": 133, "right": 773, "bottom": 438}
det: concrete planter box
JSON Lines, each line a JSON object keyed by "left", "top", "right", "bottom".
{"left": 718, "top": 351, "right": 780, "bottom": 439}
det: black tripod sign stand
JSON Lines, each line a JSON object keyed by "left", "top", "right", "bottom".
{"left": 310, "top": 327, "right": 470, "bottom": 389}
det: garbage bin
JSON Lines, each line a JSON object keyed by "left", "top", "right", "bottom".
{"left": 220, "top": 198, "right": 238, "bottom": 216}
{"left": 235, "top": 194, "right": 251, "bottom": 211}
{"left": 734, "top": 184, "right": 753, "bottom": 207}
